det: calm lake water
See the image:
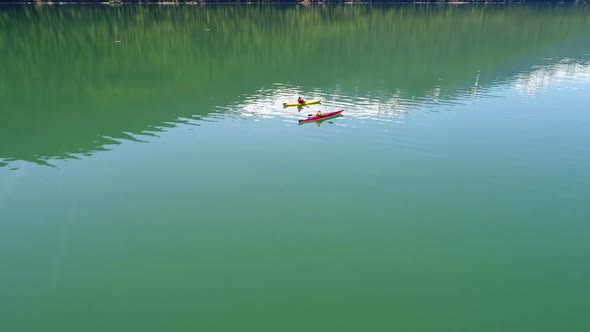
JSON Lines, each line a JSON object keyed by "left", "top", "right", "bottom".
{"left": 1, "top": 4, "right": 590, "bottom": 331}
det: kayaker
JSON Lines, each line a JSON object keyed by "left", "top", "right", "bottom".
{"left": 297, "top": 96, "right": 305, "bottom": 104}
{"left": 315, "top": 111, "right": 323, "bottom": 118}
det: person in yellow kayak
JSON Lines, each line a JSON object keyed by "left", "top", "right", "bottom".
{"left": 297, "top": 96, "right": 306, "bottom": 104}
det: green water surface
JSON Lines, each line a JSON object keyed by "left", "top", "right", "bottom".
{"left": 1, "top": 4, "right": 589, "bottom": 332}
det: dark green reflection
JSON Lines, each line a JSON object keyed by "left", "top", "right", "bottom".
{"left": 1, "top": 5, "right": 589, "bottom": 165}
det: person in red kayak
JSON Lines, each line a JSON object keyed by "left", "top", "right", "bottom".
{"left": 315, "top": 111, "right": 323, "bottom": 118}
{"left": 297, "top": 96, "right": 305, "bottom": 104}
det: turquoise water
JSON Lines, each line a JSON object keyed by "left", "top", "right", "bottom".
{"left": 1, "top": 5, "right": 590, "bottom": 331}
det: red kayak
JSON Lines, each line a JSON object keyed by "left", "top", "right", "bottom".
{"left": 298, "top": 110, "right": 344, "bottom": 124}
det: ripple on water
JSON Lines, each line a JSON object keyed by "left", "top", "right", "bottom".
{"left": 207, "top": 59, "right": 590, "bottom": 131}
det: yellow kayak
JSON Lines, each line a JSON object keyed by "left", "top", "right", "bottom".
{"left": 283, "top": 99, "right": 321, "bottom": 107}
